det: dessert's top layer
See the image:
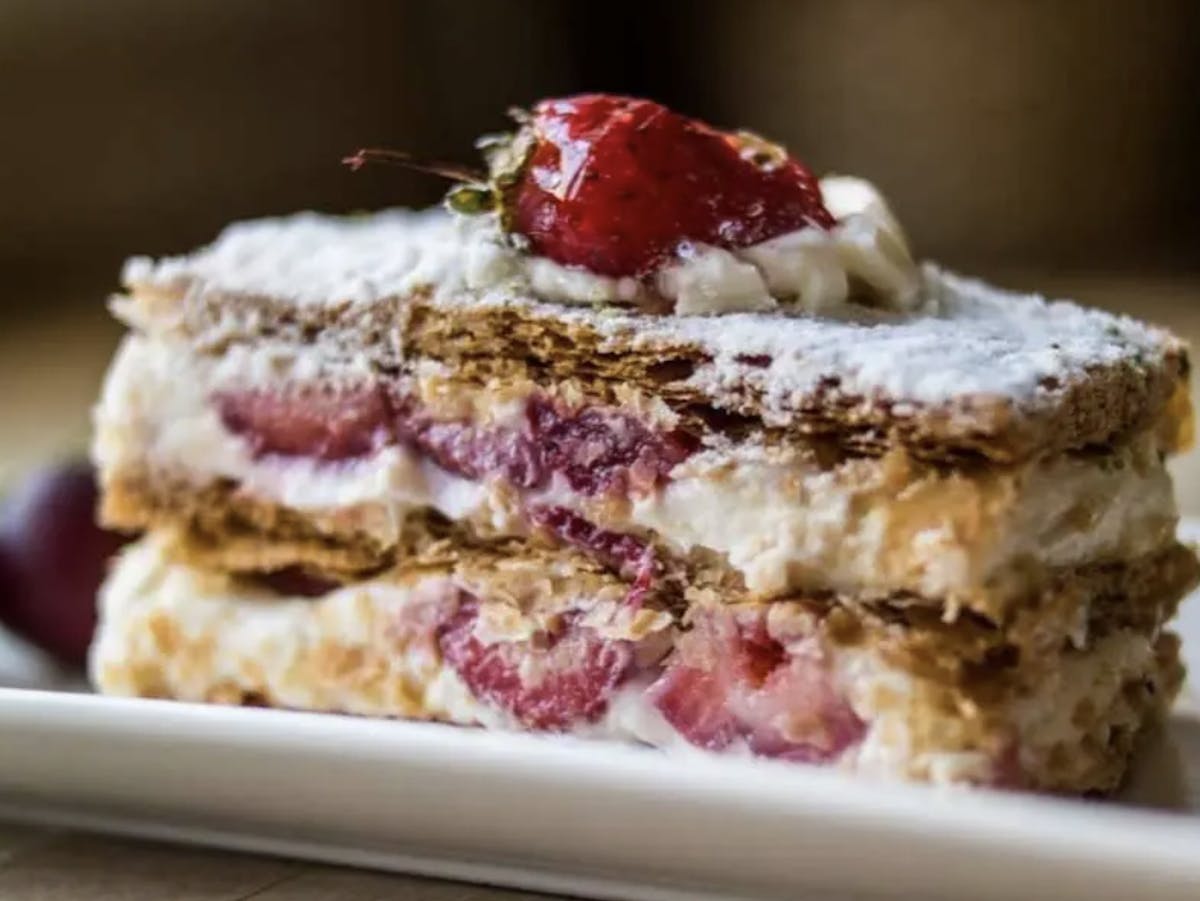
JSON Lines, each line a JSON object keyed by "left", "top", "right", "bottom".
{"left": 121, "top": 210, "right": 1190, "bottom": 461}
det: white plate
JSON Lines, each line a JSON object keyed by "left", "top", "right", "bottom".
{"left": 1, "top": 529, "right": 1199, "bottom": 901}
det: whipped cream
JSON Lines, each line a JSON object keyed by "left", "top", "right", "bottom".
{"left": 460, "top": 176, "right": 920, "bottom": 316}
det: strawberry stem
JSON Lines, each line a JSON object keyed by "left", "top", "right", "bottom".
{"left": 341, "top": 148, "right": 485, "bottom": 184}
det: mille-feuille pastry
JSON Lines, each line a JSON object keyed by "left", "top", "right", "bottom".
{"left": 90, "top": 94, "right": 1196, "bottom": 792}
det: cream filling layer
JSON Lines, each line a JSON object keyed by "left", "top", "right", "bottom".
{"left": 95, "top": 335, "right": 1178, "bottom": 605}
{"left": 624, "top": 439, "right": 1175, "bottom": 603}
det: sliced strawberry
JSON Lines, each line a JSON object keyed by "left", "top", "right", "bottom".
{"left": 392, "top": 394, "right": 694, "bottom": 497}
{"left": 393, "top": 412, "right": 542, "bottom": 488}
{"left": 732, "top": 615, "right": 789, "bottom": 685}
{"left": 738, "top": 650, "right": 867, "bottom": 764}
{"left": 527, "top": 505, "right": 653, "bottom": 575}
{"left": 649, "top": 608, "right": 865, "bottom": 763}
{"left": 647, "top": 664, "right": 741, "bottom": 751}
{"left": 437, "top": 594, "right": 635, "bottom": 731}
{"left": 215, "top": 383, "right": 696, "bottom": 501}
{"left": 527, "top": 505, "right": 660, "bottom": 608}
{"left": 216, "top": 384, "right": 391, "bottom": 462}
{"left": 527, "top": 395, "right": 696, "bottom": 496}
{"left": 507, "top": 94, "right": 835, "bottom": 277}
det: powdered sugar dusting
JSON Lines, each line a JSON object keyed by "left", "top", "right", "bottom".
{"left": 122, "top": 209, "right": 1181, "bottom": 409}
{"left": 123, "top": 210, "right": 455, "bottom": 304}
{"left": 650, "top": 267, "right": 1174, "bottom": 406}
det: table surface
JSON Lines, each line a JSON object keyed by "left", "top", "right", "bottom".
{"left": 0, "top": 825, "right": 550, "bottom": 900}
{"left": 1, "top": 273, "right": 1198, "bottom": 899}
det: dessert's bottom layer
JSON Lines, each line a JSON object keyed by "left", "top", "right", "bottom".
{"left": 92, "top": 535, "right": 1184, "bottom": 794}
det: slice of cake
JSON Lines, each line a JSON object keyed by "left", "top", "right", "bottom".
{"left": 90, "top": 94, "right": 1197, "bottom": 792}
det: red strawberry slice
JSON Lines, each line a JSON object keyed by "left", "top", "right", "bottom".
{"left": 648, "top": 612, "right": 777, "bottom": 752}
{"left": 216, "top": 384, "right": 391, "bottom": 462}
{"left": 388, "top": 391, "right": 543, "bottom": 487}
{"left": 394, "top": 394, "right": 695, "bottom": 497}
{"left": 739, "top": 652, "right": 867, "bottom": 764}
{"left": 215, "top": 384, "right": 697, "bottom": 504}
{"left": 437, "top": 594, "right": 635, "bottom": 731}
{"left": 649, "top": 608, "right": 865, "bottom": 762}
{"left": 394, "top": 414, "right": 543, "bottom": 488}
{"left": 526, "top": 395, "right": 697, "bottom": 496}
{"left": 646, "top": 664, "right": 741, "bottom": 751}
{"left": 527, "top": 505, "right": 660, "bottom": 608}
{"left": 509, "top": 94, "right": 835, "bottom": 277}
{"left": 527, "top": 505, "right": 655, "bottom": 580}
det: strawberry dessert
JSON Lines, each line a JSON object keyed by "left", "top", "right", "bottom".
{"left": 91, "top": 94, "right": 1196, "bottom": 793}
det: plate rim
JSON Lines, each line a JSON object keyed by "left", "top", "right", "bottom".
{"left": 0, "top": 686, "right": 1198, "bottom": 901}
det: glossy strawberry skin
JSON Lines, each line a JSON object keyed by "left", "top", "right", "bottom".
{"left": 509, "top": 94, "right": 835, "bottom": 277}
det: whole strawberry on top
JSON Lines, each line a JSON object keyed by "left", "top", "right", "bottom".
{"left": 349, "top": 94, "right": 836, "bottom": 278}
{"left": 346, "top": 93, "right": 919, "bottom": 314}
{"left": 494, "top": 94, "right": 836, "bottom": 277}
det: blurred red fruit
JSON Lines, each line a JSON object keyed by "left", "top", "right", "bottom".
{"left": 0, "top": 461, "right": 128, "bottom": 667}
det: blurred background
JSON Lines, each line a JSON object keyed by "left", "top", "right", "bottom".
{"left": 1, "top": 0, "right": 1198, "bottom": 491}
